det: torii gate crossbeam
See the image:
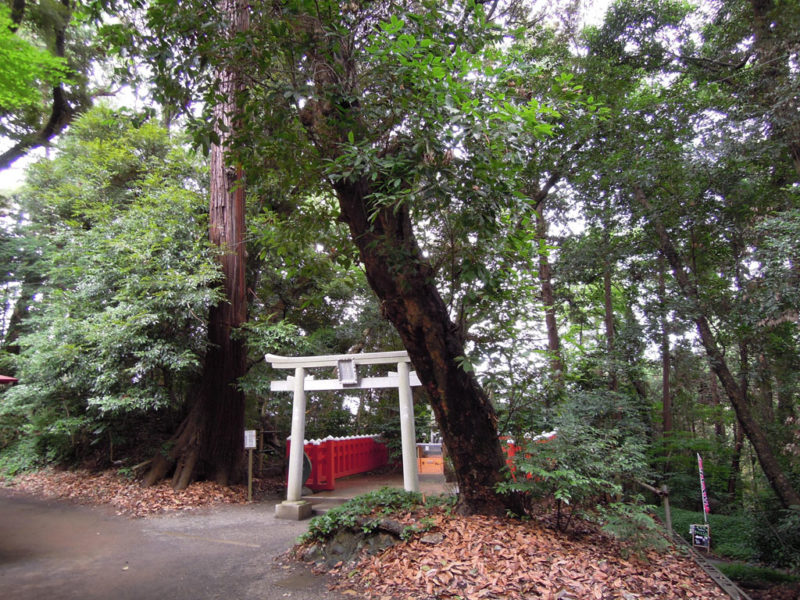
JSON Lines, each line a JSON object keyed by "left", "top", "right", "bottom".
{"left": 266, "top": 351, "right": 422, "bottom": 520}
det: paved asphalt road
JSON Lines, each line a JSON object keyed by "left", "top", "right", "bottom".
{"left": 0, "top": 489, "right": 346, "bottom": 600}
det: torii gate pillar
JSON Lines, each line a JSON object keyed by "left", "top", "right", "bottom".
{"left": 397, "top": 361, "right": 419, "bottom": 493}
{"left": 286, "top": 366, "right": 306, "bottom": 503}
{"left": 267, "top": 351, "right": 421, "bottom": 520}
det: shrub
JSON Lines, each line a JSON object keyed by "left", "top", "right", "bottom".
{"left": 749, "top": 508, "right": 800, "bottom": 570}
{"left": 599, "top": 502, "right": 671, "bottom": 561}
{"left": 299, "top": 488, "right": 424, "bottom": 543}
{"left": 497, "top": 390, "right": 651, "bottom": 531}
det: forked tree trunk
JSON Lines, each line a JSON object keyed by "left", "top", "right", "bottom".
{"left": 144, "top": 0, "right": 249, "bottom": 489}
{"left": 635, "top": 186, "right": 800, "bottom": 509}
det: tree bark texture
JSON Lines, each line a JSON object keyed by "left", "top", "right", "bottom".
{"left": 658, "top": 258, "right": 672, "bottom": 437}
{"left": 332, "top": 177, "right": 518, "bottom": 516}
{"left": 635, "top": 186, "right": 800, "bottom": 509}
{"left": 603, "top": 260, "right": 618, "bottom": 392}
{"left": 144, "top": 0, "right": 249, "bottom": 489}
{"left": 535, "top": 209, "right": 564, "bottom": 396}
{"left": 291, "top": 13, "right": 520, "bottom": 516}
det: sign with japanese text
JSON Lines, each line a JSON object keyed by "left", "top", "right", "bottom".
{"left": 690, "top": 523, "right": 711, "bottom": 550}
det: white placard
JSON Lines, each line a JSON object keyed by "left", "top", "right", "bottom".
{"left": 244, "top": 429, "right": 257, "bottom": 449}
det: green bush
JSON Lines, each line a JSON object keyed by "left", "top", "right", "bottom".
{"left": 497, "top": 390, "right": 651, "bottom": 531}
{"left": 600, "top": 502, "right": 671, "bottom": 561}
{"left": 299, "top": 488, "right": 424, "bottom": 543}
{"left": 0, "top": 436, "right": 43, "bottom": 477}
{"left": 748, "top": 508, "right": 800, "bottom": 570}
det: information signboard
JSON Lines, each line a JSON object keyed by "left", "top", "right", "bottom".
{"left": 690, "top": 524, "right": 711, "bottom": 550}
{"left": 244, "top": 429, "right": 257, "bottom": 449}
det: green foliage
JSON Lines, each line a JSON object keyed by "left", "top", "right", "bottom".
{"left": 0, "top": 107, "right": 220, "bottom": 469}
{"left": 299, "top": 487, "right": 424, "bottom": 543}
{"left": 716, "top": 562, "right": 800, "bottom": 589}
{"left": 0, "top": 435, "right": 44, "bottom": 476}
{"left": 655, "top": 506, "right": 758, "bottom": 562}
{"left": 599, "top": 502, "right": 670, "bottom": 561}
{"left": 497, "top": 390, "right": 651, "bottom": 530}
{"left": 0, "top": 0, "right": 796, "bottom": 561}
{"left": 747, "top": 508, "right": 800, "bottom": 570}
{"left": 0, "top": 5, "right": 71, "bottom": 111}
{"left": 648, "top": 431, "right": 733, "bottom": 511}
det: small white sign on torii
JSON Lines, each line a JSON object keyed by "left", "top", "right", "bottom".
{"left": 266, "top": 350, "right": 422, "bottom": 520}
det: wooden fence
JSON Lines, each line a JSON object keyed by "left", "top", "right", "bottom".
{"left": 286, "top": 435, "right": 389, "bottom": 491}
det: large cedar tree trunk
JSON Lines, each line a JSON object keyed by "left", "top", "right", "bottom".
{"left": 144, "top": 0, "right": 249, "bottom": 489}
{"left": 635, "top": 186, "right": 800, "bottom": 509}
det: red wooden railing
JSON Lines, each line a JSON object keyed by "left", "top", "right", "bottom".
{"left": 286, "top": 435, "right": 389, "bottom": 491}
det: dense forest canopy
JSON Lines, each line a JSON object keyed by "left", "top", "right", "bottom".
{"left": 1, "top": 0, "right": 798, "bottom": 563}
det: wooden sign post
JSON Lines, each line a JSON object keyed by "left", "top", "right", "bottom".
{"left": 244, "top": 429, "right": 256, "bottom": 502}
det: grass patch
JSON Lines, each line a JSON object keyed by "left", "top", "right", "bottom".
{"left": 717, "top": 562, "right": 800, "bottom": 589}
{"left": 654, "top": 506, "right": 758, "bottom": 562}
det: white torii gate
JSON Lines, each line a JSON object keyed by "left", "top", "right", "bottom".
{"left": 266, "top": 350, "right": 422, "bottom": 520}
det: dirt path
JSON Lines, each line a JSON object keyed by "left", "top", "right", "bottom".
{"left": 0, "top": 488, "right": 344, "bottom": 600}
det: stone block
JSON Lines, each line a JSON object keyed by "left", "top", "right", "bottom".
{"left": 275, "top": 500, "right": 313, "bottom": 520}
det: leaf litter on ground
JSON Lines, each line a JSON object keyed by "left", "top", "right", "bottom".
{"left": 4, "top": 468, "right": 282, "bottom": 517}
{"left": 306, "top": 508, "right": 732, "bottom": 600}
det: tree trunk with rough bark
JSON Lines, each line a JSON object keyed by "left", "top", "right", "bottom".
{"left": 289, "top": 12, "right": 523, "bottom": 516}
{"left": 658, "top": 258, "right": 672, "bottom": 438}
{"left": 535, "top": 209, "right": 564, "bottom": 399}
{"left": 331, "top": 176, "right": 520, "bottom": 515}
{"left": 144, "top": 0, "right": 249, "bottom": 489}
{"left": 635, "top": 186, "right": 800, "bottom": 509}
{"left": 603, "top": 261, "right": 617, "bottom": 392}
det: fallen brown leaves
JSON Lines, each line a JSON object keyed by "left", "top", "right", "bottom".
{"left": 323, "top": 511, "right": 730, "bottom": 600}
{"left": 5, "top": 468, "right": 264, "bottom": 517}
